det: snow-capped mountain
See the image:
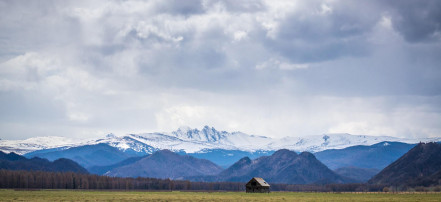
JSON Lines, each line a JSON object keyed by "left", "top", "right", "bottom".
{"left": 1, "top": 126, "right": 440, "bottom": 155}
{"left": 0, "top": 136, "right": 84, "bottom": 154}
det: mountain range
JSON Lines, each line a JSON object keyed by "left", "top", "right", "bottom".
{"left": 2, "top": 126, "right": 439, "bottom": 172}
{"left": 187, "top": 149, "right": 352, "bottom": 184}
{"left": 2, "top": 126, "right": 439, "bottom": 156}
{"left": 82, "top": 148, "right": 352, "bottom": 184}
{"left": 2, "top": 140, "right": 441, "bottom": 187}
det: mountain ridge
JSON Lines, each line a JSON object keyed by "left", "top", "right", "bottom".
{"left": 187, "top": 149, "right": 352, "bottom": 184}
{"left": 315, "top": 141, "right": 416, "bottom": 170}
{"left": 105, "top": 149, "right": 223, "bottom": 179}
{"left": 24, "top": 143, "right": 137, "bottom": 168}
{"left": 0, "top": 151, "right": 88, "bottom": 174}
{"left": 2, "top": 126, "right": 439, "bottom": 155}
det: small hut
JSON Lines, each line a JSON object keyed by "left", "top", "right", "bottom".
{"left": 246, "top": 177, "right": 270, "bottom": 193}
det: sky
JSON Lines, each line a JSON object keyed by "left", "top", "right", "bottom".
{"left": 0, "top": 0, "right": 441, "bottom": 140}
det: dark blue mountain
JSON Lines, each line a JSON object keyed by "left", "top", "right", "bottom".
{"left": 314, "top": 141, "right": 415, "bottom": 170}
{"left": 105, "top": 150, "right": 223, "bottom": 179}
{"left": 0, "top": 151, "right": 88, "bottom": 173}
{"left": 23, "top": 144, "right": 273, "bottom": 173}
{"left": 369, "top": 142, "right": 441, "bottom": 186}
{"left": 21, "top": 140, "right": 417, "bottom": 176}
{"left": 334, "top": 167, "right": 380, "bottom": 182}
{"left": 188, "top": 149, "right": 352, "bottom": 184}
{"left": 0, "top": 151, "right": 26, "bottom": 161}
{"left": 24, "top": 143, "right": 138, "bottom": 168}
{"left": 88, "top": 155, "right": 146, "bottom": 175}
{"left": 185, "top": 149, "right": 275, "bottom": 168}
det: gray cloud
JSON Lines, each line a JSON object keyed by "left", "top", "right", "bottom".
{"left": 263, "top": 1, "right": 380, "bottom": 63}
{"left": 154, "top": 0, "right": 205, "bottom": 15}
{"left": 204, "top": 0, "right": 266, "bottom": 13}
{"left": 384, "top": 0, "right": 441, "bottom": 43}
{"left": 0, "top": 0, "right": 440, "bottom": 140}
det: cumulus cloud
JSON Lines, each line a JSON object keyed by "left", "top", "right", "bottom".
{"left": 0, "top": 0, "right": 440, "bottom": 139}
{"left": 260, "top": 1, "right": 381, "bottom": 63}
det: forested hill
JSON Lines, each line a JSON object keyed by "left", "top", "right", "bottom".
{"left": 105, "top": 149, "right": 223, "bottom": 178}
{"left": 369, "top": 142, "right": 441, "bottom": 186}
{"left": 0, "top": 151, "right": 88, "bottom": 174}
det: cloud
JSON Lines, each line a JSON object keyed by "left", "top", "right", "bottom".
{"left": 384, "top": 0, "right": 441, "bottom": 43}
{"left": 259, "top": 1, "right": 381, "bottom": 63}
{"left": 0, "top": 0, "right": 440, "bottom": 140}
{"left": 256, "top": 58, "right": 309, "bottom": 70}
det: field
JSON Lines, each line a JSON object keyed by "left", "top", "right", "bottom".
{"left": 0, "top": 190, "right": 441, "bottom": 201}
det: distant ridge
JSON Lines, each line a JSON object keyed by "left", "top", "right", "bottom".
{"left": 315, "top": 141, "right": 416, "bottom": 170}
{"left": 105, "top": 150, "right": 223, "bottom": 179}
{"left": 88, "top": 156, "right": 146, "bottom": 175}
{"left": 0, "top": 151, "right": 88, "bottom": 174}
{"left": 24, "top": 143, "right": 137, "bottom": 168}
{"left": 2, "top": 126, "right": 440, "bottom": 155}
{"left": 334, "top": 167, "right": 380, "bottom": 182}
{"left": 369, "top": 142, "right": 441, "bottom": 186}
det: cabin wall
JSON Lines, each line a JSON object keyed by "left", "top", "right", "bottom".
{"left": 246, "top": 186, "right": 270, "bottom": 193}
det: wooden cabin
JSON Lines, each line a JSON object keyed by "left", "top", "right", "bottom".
{"left": 246, "top": 177, "right": 270, "bottom": 193}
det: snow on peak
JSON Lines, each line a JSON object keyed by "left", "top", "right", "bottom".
{"left": 177, "top": 126, "right": 192, "bottom": 133}
{"left": 170, "top": 126, "right": 228, "bottom": 143}
{"left": 106, "top": 133, "right": 117, "bottom": 138}
{"left": 0, "top": 136, "right": 84, "bottom": 155}
{"left": 1, "top": 126, "right": 441, "bottom": 155}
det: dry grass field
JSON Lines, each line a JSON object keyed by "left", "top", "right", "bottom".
{"left": 0, "top": 190, "right": 440, "bottom": 201}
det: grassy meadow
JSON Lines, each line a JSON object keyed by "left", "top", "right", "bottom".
{"left": 1, "top": 190, "right": 441, "bottom": 201}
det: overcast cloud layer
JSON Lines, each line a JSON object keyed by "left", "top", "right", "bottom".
{"left": 1, "top": 0, "right": 441, "bottom": 140}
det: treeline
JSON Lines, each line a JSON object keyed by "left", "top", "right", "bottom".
{"left": 0, "top": 170, "right": 382, "bottom": 192}
{"left": 2, "top": 170, "right": 439, "bottom": 192}
{"left": 0, "top": 170, "right": 244, "bottom": 191}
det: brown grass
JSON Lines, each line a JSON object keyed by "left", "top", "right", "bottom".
{"left": 1, "top": 189, "right": 441, "bottom": 201}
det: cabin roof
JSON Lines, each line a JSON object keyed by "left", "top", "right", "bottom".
{"left": 248, "top": 177, "right": 270, "bottom": 187}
